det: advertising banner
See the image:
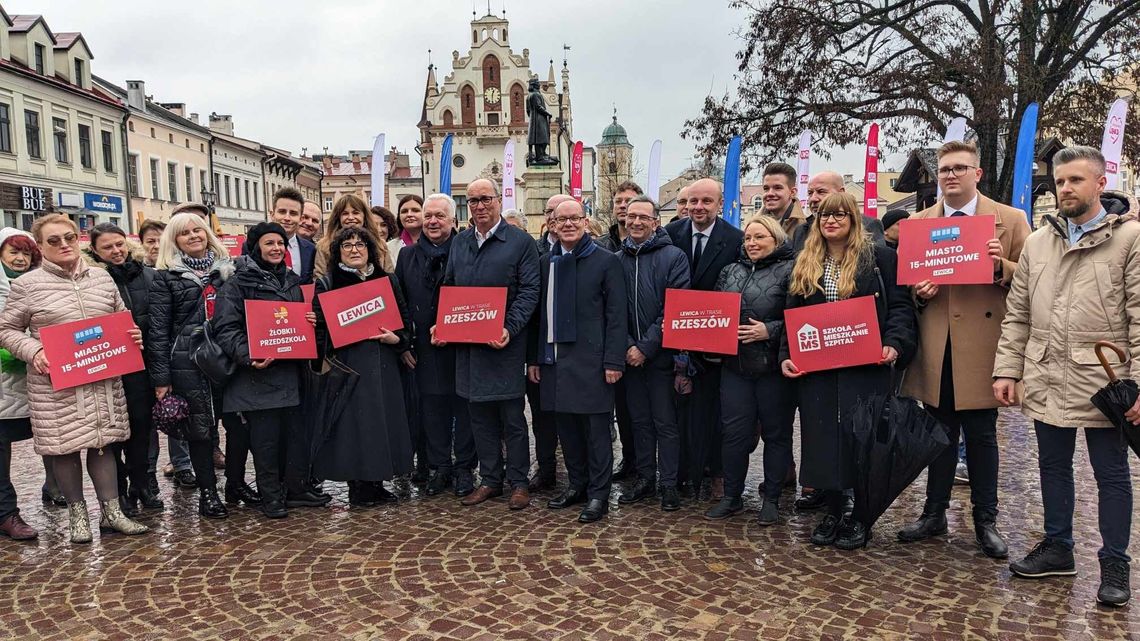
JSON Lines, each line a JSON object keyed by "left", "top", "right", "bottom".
{"left": 897, "top": 215, "right": 996, "bottom": 285}
{"left": 316, "top": 277, "right": 403, "bottom": 348}
{"left": 784, "top": 296, "right": 882, "bottom": 373}
{"left": 39, "top": 311, "right": 144, "bottom": 391}
{"left": 661, "top": 289, "right": 740, "bottom": 355}
{"left": 245, "top": 301, "right": 317, "bottom": 360}
{"left": 434, "top": 286, "right": 507, "bottom": 343}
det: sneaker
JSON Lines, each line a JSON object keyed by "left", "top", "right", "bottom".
{"left": 954, "top": 461, "right": 969, "bottom": 485}
{"left": 1009, "top": 539, "right": 1077, "bottom": 578}
{"left": 810, "top": 514, "right": 842, "bottom": 546}
{"left": 173, "top": 469, "right": 197, "bottom": 488}
{"left": 1098, "top": 558, "right": 1131, "bottom": 607}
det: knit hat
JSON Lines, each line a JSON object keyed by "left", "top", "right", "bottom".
{"left": 881, "top": 209, "right": 910, "bottom": 231}
{"left": 243, "top": 222, "right": 288, "bottom": 257}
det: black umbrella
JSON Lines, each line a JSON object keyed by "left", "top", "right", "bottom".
{"left": 849, "top": 393, "right": 950, "bottom": 529}
{"left": 1090, "top": 341, "right": 1140, "bottom": 459}
{"left": 307, "top": 356, "right": 360, "bottom": 459}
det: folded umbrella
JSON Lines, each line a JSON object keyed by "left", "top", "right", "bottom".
{"left": 307, "top": 356, "right": 360, "bottom": 459}
{"left": 1090, "top": 341, "right": 1140, "bottom": 459}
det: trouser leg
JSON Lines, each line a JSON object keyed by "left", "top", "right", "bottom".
{"left": 1033, "top": 421, "right": 1077, "bottom": 550}
{"left": 648, "top": 364, "right": 681, "bottom": 488}
{"left": 1084, "top": 427, "right": 1132, "bottom": 561}
{"left": 614, "top": 381, "right": 635, "bottom": 468}
{"left": 960, "top": 408, "right": 1000, "bottom": 519}
{"left": 147, "top": 429, "right": 159, "bottom": 475}
{"left": 719, "top": 369, "right": 758, "bottom": 499}
{"left": 247, "top": 408, "right": 287, "bottom": 503}
{"left": 281, "top": 408, "right": 308, "bottom": 495}
{"left": 222, "top": 413, "right": 250, "bottom": 487}
{"left": 756, "top": 372, "right": 795, "bottom": 502}
{"left": 923, "top": 403, "right": 962, "bottom": 512}
{"left": 557, "top": 413, "right": 588, "bottom": 493}
{"left": 168, "top": 436, "right": 193, "bottom": 473}
{"left": 423, "top": 393, "right": 455, "bottom": 474}
{"left": 188, "top": 435, "right": 218, "bottom": 490}
{"left": 527, "top": 379, "right": 558, "bottom": 477}
{"left": 124, "top": 406, "right": 152, "bottom": 491}
{"left": 501, "top": 396, "right": 530, "bottom": 490}
{"left": 468, "top": 400, "right": 505, "bottom": 489}
{"left": 0, "top": 437, "right": 17, "bottom": 520}
{"left": 625, "top": 366, "right": 657, "bottom": 482}
{"left": 584, "top": 412, "right": 614, "bottom": 501}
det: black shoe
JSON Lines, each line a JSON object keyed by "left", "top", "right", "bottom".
{"left": 374, "top": 483, "right": 398, "bottom": 504}
{"left": 1009, "top": 539, "right": 1077, "bottom": 578}
{"left": 41, "top": 486, "right": 67, "bottom": 507}
{"left": 618, "top": 477, "right": 655, "bottom": 504}
{"left": 198, "top": 488, "right": 228, "bottom": 519}
{"left": 224, "top": 483, "right": 262, "bottom": 506}
{"left": 811, "top": 514, "right": 842, "bottom": 546}
{"left": 612, "top": 463, "right": 636, "bottom": 481}
{"left": 897, "top": 510, "right": 948, "bottom": 543}
{"left": 454, "top": 470, "right": 475, "bottom": 497}
{"left": 411, "top": 461, "right": 430, "bottom": 484}
{"left": 757, "top": 498, "right": 779, "bottom": 526}
{"left": 704, "top": 497, "right": 744, "bottom": 520}
{"left": 287, "top": 489, "right": 332, "bottom": 508}
{"left": 128, "top": 484, "right": 165, "bottom": 510}
{"left": 261, "top": 500, "right": 287, "bottom": 519}
{"left": 547, "top": 487, "right": 588, "bottom": 509}
{"left": 347, "top": 481, "right": 380, "bottom": 507}
{"left": 118, "top": 495, "right": 140, "bottom": 518}
{"left": 309, "top": 477, "right": 327, "bottom": 497}
{"left": 578, "top": 498, "right": 608, "bottom": 523}
{"left": 660, "top": 486, "right": 681, "bottom": 511}
{"left": 173, "top": 469, "right": 198, "bottom": 488}
{"left": 528, "top": 471, "right": 558, "bottom": 493}
{"left": 835, "top": 516, "right": 872, "bottom": 550}
{"left": 1098, "top": 558, "right": 1131, "bottom": 607}
{"left": 975, "top": 520, "right": 1009, "bottom": 559}
{"left": 146, "top": 474, "right": 160, "bottom": 497}
{"left": 794, "top": 489, "right": 827, "bottom": 512}
{"left": 426, "top": 471, "right": 452, "bottom": 496}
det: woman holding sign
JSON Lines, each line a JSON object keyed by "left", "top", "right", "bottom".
{"left": 312, "top": 227, "right": 413, "bottom": 507}
{"left": 0, "top": 214, "right": 149, "bottom": 543}
{"left": 779, "top": 193, "right": 916, "bottom": 550}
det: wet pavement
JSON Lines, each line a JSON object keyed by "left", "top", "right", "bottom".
{"left": 1, "top": 407, "right": 1139, "bottom": 640}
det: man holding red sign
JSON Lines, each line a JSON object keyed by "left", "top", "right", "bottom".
{"left": 897, "top": 140, "right": 1030, "bottom": 560}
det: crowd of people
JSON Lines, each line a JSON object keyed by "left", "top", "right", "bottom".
{"left": 0, "top": 140, "right": 1134, "bottom": 608}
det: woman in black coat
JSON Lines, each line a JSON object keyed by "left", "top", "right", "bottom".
{"left": 86, "top": 224, "right": 163, "bottom": 517}
{"left": 149, "top": 212, "right": 236, "bottom": 519}
{"left": 313, "top": 227, "right": 413, "bottom": 507}
{"left": 708, "top": 215, "right": 796, "bottom": 526}
{"left": 779, "top": 193, "right": 916, "bottom": 550}
{"left": 212, "top": 223, "right": 305, "bottom": 519}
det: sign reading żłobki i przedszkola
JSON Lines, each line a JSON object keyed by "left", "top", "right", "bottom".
{"left": 434, "top": 286, "right": 507, "bottom": 343}
{"left": 784, "top": 296, "right": 883, "bottom": 373}
{"left": 317, "top": 277, "right": 403, "bottom": 348}
{"left": 896, "top": 215, "right": 996, "bottom": 285}
{"left": 244, "top": 301, "right": 317, "bottom": 360}
{"left": 39, "top": 311, "right": 145, "bottom": 391}
{"left": 661, "top": 288, "right": 741, "bottom": 355}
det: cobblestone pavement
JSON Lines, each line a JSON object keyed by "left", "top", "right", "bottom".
{"left": 1, "top": 407, "right": 1139, "bottom": 640}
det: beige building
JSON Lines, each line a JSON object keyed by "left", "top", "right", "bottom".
{"left": 0, "top": 9, "right": 130, "bottom": 231}
{"left": 205, "top": 114, "right": 266, "bottom": 233}
{"left": 315, "top": 149, "right": 422, "bottom": 215}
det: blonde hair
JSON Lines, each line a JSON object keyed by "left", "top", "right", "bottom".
{"left": 744, "top": 214, "right": 787, "bottom": 245}
{"left": 30, "top": 214, "right": 78, "bottom": 243}
{"left": 789, "top": 193, "right": 871, "bottom": 299}
{"left": 155, "top": 212, "right": 229, "bottom": 270}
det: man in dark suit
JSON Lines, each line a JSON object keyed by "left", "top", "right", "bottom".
{"left": 269, "top": 187, "right": 316, "bottom": 285}
{"left": 791, "top": 171, "right": 885, "bottom": 252}
{"left": 664, "top": 178, "right": 744, "bottom": 499}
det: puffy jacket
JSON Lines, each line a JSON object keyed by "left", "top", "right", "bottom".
{"left": 617, "top": 228, "right": 690, "bottom": 366}
{"left": 994, "top": 191, "right": 1140, "bottom": 428}
{"left": 213, "top": 256, "right": 303, "bottom": 413}
{"left": 0, "top": 259, "right": 129, "bottom": 455}
{"left": 0, "top": 228, "right": 33, "bottom": 420}
{"left": 148, "top": 253, "right": 235, "bottom": 441}
{"left": 716, "top": 243, "right": 795, "bottom": 376}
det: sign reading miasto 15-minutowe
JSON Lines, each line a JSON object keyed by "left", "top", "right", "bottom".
{"left": 897, "top": 215, "right": 996, "bottom": 285}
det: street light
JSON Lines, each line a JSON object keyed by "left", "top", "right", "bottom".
{"left": 200, "top": 188, "right": 221, "bottom": 234}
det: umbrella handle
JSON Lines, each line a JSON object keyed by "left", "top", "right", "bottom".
{"left": 1095, "top": 341, "right": 1126, "bottom": 382}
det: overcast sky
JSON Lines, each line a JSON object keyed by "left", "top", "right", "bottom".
{"left": 30, "top": 0, "right": 875, "bottom": 185}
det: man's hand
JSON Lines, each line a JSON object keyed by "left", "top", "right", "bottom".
{"left": 429, "top": 325, "right": 446, "bottom": 347}
{"left": 605, "top": 369, "right": 623, "bottom": 384}
{"left": 626, "top": 346, "right": 646, "bottom": 367}
{"left": 993, "top": 377, "right": 1019, "bottom": 406}
{"left": 400, "top": 351, "right": 417, "bottom": 369}
{"left": 987, "top": 238, "right": 1003, "bottom": 267}
{"left": 489, "top": 328, "right": 510, "bottom": 350}
{"left": 527, "top": 365, "right": 541, "bottom": 384}
{"left": 914, "top": 279, "right": 939, "bottom": 301}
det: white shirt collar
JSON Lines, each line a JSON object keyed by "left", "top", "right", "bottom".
{"left": 692, "top": 217, "right": 716, "bottom": 237}
{"left": 944, "top": 194, "right": 979, "bottom": 216}
{"left": 475, "top": 217, "right": 503, "bottom": 246}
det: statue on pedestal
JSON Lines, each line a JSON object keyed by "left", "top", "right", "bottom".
{"left": 526, "top": 78, "right": 558, "bottom": 166}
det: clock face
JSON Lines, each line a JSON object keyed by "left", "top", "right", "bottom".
{"left": 483, "top": 87, "right": 501, "bottom": 104}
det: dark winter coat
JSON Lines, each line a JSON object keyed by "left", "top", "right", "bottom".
{"left": 212, "top": 256, "right": 303, "bottom": 414}
{"left": 528, "top": 238, "right": 627, "bottom": 414}
{"left": 665, "top": 217, "right": 745, "bottom": 292}
{"left": 595, "top": 224, "right": 622, "bottom": 253}
{"left": 617, "top": 227, "right": 690, "bottom": 369}
{"left": 148, "top": 254, "right": 236, "bottom": 441}
{"left": 88, "top": 248, "right": 156, "bottom": 418}
{"left": 778, "top": 244, "right": 916, "bottom": 490}
{"left": 444, "top": 219, "right": 541, "bottom": 402}
{"left": 395, "top": 235, "right": 456, "bottom": 396}
{"left": 716, "top": 243, "right": 795, "bottom": 377}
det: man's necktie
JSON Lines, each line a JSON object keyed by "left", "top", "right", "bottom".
{"left": 692, "top": 232, "right": 706, "bottom": 274}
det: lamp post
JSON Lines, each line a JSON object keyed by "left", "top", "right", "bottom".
{"left": 200, "top": 188, "right": 220, "bottom": 233}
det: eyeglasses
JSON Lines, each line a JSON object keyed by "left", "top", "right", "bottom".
{"left": 625, "top": 214, "right": 657, "bottom": 223}
{"left": 937, "top": 164, "right": 976, "bottom": 178}
{"left": 45, "top": 232, "right": 79, "bottom": 247}
{"left": 468, "top": 195, "right": 496, "bottom": 207}
{"left": 819, "top": 212, "right": 852, "bottom": 221}
{"left": 554, "top": 215, "right": 585, "bottom": 226}
{"left": 341, "top": 242, "right": 367, "bottom": 252}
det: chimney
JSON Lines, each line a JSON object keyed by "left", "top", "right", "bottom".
{"left": 351, "top": 153, "right": 361, "bottom": 163}
{"left": 843, "top": 173, "right": 853, "bottom": 183}
{"left": 159, "top": 102, "right": 186, "bottom": 117}
{"left": 125, "top": 80, "right": 146, "bottom": 111}
{"left": 189, "top": 112, "right": 199, "bottom": 125}
{"left": 208, "top": 113, "right": 234, "bottom": 136}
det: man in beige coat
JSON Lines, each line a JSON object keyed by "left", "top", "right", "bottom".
{"left": 897, "top": 140, "right": 1030, "bottom": 558}
{"left": 994, "top": 146, "right": 1138, "bottom": 607}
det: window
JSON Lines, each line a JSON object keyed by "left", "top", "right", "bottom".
{"left": 253, "top": 184, "right": 259, "bottom": 211}
{"left": 53, "top": 118, "right": 68, "bottom": 164}
{"left": 128, "top": 121, "right": 134, "bottom": 133}
{"left": 167, "top": 162, "right": 178, "bottom": 201}
{"left": 454, "top": 195, "right": 468, "bottom": 223}
{"left": 214, "top": 173, "right": 220, "bottom": 197}
{"left": 73, "top": 59, "right": 85, "bottom": 88}
{"left": 78, "top": 124, "right": 92, "bottom": 169}
{"left": 233, "top": 178, "right": 241, "bottom": 209}
{"left": 149, "top": 158, "right": 160, "bottom": 199}
{"left": 150, "top": 127, "right": 155, "bottom": 138}
{"left": 128, "top": 155, "right": 139, "bottom": 195}
{"left": 890, "top": 178, "right": 898, "bottom": 188}
{"left": 168, "top": 133, "right": 174, "bottom": 143}
{"left": 100, "top": 131, "right": 114, "bottom": 172}
{"left": 200, "top": 170, "right": 208, "bottom": 198}
{"left": 185, "top": 166, "right": 194, "bottom": 201}
{"left": 224, "top": 176, "right": 231, "bottom": 207}
{"left": 244, "top": 180, "right": 251, "bottom": 210}
{"left": 184, "top": 138, "right": 189, "bottom": 148}
{"left": 24, "top": 111, "right": 41, "bottom": 159}
{"left": 34, "top": 44, "right": 45, "bottom": 74}
{"left": 0, "top": 104, "right": 10, "bottom": 153}
{"left": 324, "top": 196, "right": 333, "bottom": 211}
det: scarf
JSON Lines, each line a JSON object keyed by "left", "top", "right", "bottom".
{"left": 107, "top": 258, "right": 142, "bottom": 285}
{"left": 181, "top": 251, "right": 216, "bottom": 279}
{"left": 540, "top": 233, "right": 597, "bottom": 364}
{"left": 417, "top": 233, "right": 452, "bottom": 291}
{"left": 337, "top": 262, "right": 375, "bottom": 280}
{"left": 400, "top": 229, "right": 415, "bottom": 248}
{"left": 2, "top": 263, "right": 25, "bottom": 280}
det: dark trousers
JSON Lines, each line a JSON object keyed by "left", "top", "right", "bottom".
{"left": 247, "top": 408, "right": 291, "bottom": 503}
{"left": 403, "top": 369, "right": 428, "bottom": 471}
{"left": 625, "top": 363, "right": 680, "bottom": 486}
{"left": 721, "top": 369, "right": 795, "bottom": 501}
{"left": 683, "top": 361, "right": 723, "bottom": 486}
{"left": 222, "top": 412, "right": 250, "bottom": 488}
{"left": 0, "top": 436, "right": 17, "bottom": 521}
{"left": 468, "top": 397, "right": 530, "bottom": 490}
{"left": 422, "top": 393, "right": 476, "bottom": 475}
{"left": 188, "top": 438, "right": 216, "bottom": 490}
{"left": 114, "top": 404, "right": 153, "bottom": 495}
{"left": 1035, "top": 421, "right": 1132, "bottom": 561}
{"left": 557, "top": 412, "right": 613, "bottom": 501}
{"left": 924, "top": 405, "right": 1000, "bottom": 518}
{"left": 526, "top": 379, "right": 558, "bottom": 477}
{"left": 280, "top": 406, "right": 309, "bottom": 495}
{"left": 614, "top": 381, "right": 635, "bottom": 468}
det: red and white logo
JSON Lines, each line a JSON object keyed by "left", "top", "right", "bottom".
{"left": 797, "top": 323, "right": 821, "bottom": 352}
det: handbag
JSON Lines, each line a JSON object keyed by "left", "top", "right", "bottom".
{"left": 187, "top": 319, "right": 235, "bottom": 385}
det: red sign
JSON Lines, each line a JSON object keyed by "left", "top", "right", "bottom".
{"left": 301, "top": 284, "right": 315, "bottom": 303}
{"left": 570, "top": 141, "right": 584, "bottom": 201}
{"left": 316, "top": 277, "right": 404, "bottom": 348}
{"left": 661, "top": 289, "right": 740, "bottom": 355}
{"left": 434, "top": 286, "right": 507, "bottom": 343}
{"left": 863, "top": 123, "right": 879, "bottom": 217}
{"left": 897, "top": 215, "right": 996, "bottom": 285}
{"left": 219, "top": 235, "right": 245, "bottom": 257}
{"left": 39, "top": 311, "right": 145, "bottom": 391}
{"left": 784, "top": 296, "right": 882, "bottom": 373}
{"left": 244, "top": 301, "right": 317, "bottom": 360}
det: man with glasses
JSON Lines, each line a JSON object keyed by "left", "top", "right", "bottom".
{"left": 440, "top": 179, "right": 541, "bottom": 510}
{"left": 674, "top": 185, "right": 691, "bottom": 221}
{"left": 792, "top": 171, "right": 885, "bottom": 252}
{"left": 897, "top": 140, "right": 1030, "bottom": 559}
{"left": 528, "top": 199, "right": 627, "bottom": 523}
{"left": 538, "top": 194, "right": 574, "bottom": 257}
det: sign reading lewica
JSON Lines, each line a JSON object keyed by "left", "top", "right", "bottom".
{"left": 897, "top": 215, "right": 996, "bottom": 285}
{"left": 784, "top": 296, "right": 882, "bottom": 373}
{"left": 317, "top": 277, "right": 404, "bottom": 348}
{"left": 661, "top": 288, "right": 741, "bottom": 355}
{"left": 38, "top": 311, "right": 144, "bottom": 391}
{"left": 434, "top": 286, "right": 507, "bottom": 343}
{"left": 244, "top": 301, "right": 316, "bottom": 360}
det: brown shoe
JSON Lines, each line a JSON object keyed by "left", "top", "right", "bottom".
{"left": 0, "top": 513, "right": 38, "bottom": 540}
{"left": 460, "top": 485, "right": 503, "bottom": 506}
{"left": 710, "top": 477, "right": 725, "bottom": 502}
{"left": 212, "top": 448, "right": 226, "bottom": 470}
{"left": 508, "top": 487, "right": 530, "bottom": 510}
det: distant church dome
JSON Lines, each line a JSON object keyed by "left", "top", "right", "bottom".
{"left": 600, "top": 114, "right": 629, "bottom": 146}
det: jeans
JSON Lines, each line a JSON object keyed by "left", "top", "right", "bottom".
{"left": 1034, "top": 421, "right": 1132, "bottom": 561}
{"left": 148, "top": 431, "right": 193, "bottom": 474}
{"left": 468, "top": 397, "right": 530, "bottom": 490}
{"left": 625, "top": 362, "right": 680, "bottom": 487}
{"left": 720, "top": 369, "right": 794, "bottom": 501}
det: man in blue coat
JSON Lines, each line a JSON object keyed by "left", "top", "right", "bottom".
{"left": 439, "top": 179, "right": 541, "bottom": 510}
